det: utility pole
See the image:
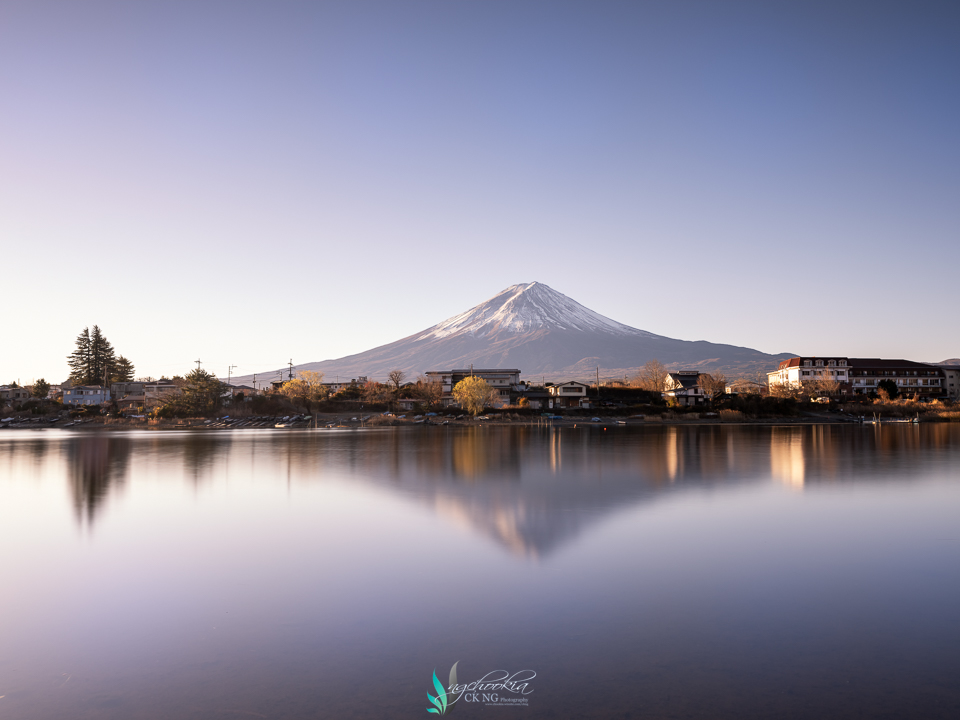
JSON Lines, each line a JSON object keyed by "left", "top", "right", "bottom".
{"left": 253, "top": 374, "right": 257, "bottom": 392}
{"left": 195, "top": 359, "right": 202, "bottom": 371}
{"left": 228, "top": 365, "right": 237, "bottom": 386}
{"left": 288, "top": 359, "right": 294, "bottom": 381}
{"left": 597, "top": 366, "right": 601, "bottom": 405}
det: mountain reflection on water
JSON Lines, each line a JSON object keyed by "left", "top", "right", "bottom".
{"left": 3, "top": 423, "right": 958, "bottom": 556}
{"left": 2, "top": 424, "right": 960, "bottom": 720}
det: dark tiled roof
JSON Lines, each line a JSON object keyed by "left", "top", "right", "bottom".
{"left": 848, "top": 358, "right": 937, "bottom": 369}
{"left": 777, "top": 357, "right": 848, "bottom": 370}
{"left": 667, "top": 373, "right": 700, "bottom": 389}
{"left": 426, "top": 369, "right": 521, "bottom": 374}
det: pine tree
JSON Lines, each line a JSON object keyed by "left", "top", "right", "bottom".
{"left": 68, "top": 326, "right": 124, "bottom": 386}
{"left": 67, "top": 328, "right": 93, "bottom": 385}
{"left": 89, "top": 325, "right": 116, "bottom": 386}
{"left": 113, "top": 356, "right": 135, "bottom": 382}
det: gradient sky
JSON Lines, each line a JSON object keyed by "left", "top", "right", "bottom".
{"left": 2, "top": 0, "right": 958, "bottom": 384}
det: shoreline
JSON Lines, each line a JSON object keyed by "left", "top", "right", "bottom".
{"left": 1, "top": 413, "right": 952, "bottom": 432}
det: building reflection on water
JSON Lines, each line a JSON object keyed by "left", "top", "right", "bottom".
{"left": 2, "top": 424, "right": 958, "bottom": 555}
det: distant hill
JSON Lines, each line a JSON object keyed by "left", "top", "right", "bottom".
{"left": 939, "top": 358, "right": 960, "bottom": 365}
{"left": 232, "top": 282, "right": 794, "bottom": 385}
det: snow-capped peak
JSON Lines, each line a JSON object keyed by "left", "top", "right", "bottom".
{"left": 417, "top": 282, "right": 658, "bottom": 340}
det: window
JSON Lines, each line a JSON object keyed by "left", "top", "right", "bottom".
{"left": 828, "top": 360, "right": 836, "bottom": 367}
{"left": 801, "top": 371, "right": 810, "bottom": 376}
{"left": 816, "top": 360, "right": 824, "bottom": 367}
{"left": 803, "top": 360, "right": 812, "bottom": 367}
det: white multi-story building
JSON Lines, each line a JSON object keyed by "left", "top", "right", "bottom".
{"left": 848, "top": 360, "right": 944, "bottom": 398}
{"left": 767, "top": 357, "right": 850, "bottom": 392}
{"left": 768, "top": 357, "right": 946, "bottom": 398}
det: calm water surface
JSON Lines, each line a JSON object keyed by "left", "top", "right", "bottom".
{"left": 1, "top": 425, "right": 959, "bottom": 719}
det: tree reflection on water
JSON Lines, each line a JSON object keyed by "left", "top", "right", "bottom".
{"left": 65, "top": 435, "right": 132, "bottom": 526}
{"left": 3, "top": 424, "right": 944, "bottom": 557}
{"left": 4, "top": 424, "right": 959, "bottom": 550}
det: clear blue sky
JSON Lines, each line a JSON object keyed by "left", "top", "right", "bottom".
{"left": 3, "top": 0, "right": 958, "bottom": 383}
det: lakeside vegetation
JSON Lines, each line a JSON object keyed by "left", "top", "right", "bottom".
{"left": 4, "top": 332, "right": 959, "bottom": 426}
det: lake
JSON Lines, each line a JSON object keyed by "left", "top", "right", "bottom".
{"left": 1, "top": 424, "right": 959, "bottom": 719}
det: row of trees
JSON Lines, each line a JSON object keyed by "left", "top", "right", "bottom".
{"left": 278, "top": 370, "right": 447, "bottom": 412}
{"left": 67, "top": 326, "right": 135, "bottom": 386}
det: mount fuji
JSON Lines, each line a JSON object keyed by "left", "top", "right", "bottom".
{"left": 237, "top": 282, "right": 793, "bottom": 383}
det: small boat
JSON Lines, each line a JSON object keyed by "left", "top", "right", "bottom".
{"left": 862, "top": 414, "right": 920, "bottom": 425}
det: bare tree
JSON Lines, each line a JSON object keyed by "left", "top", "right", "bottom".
{"left": 634, "top": 360, "right": 670, "bottom": 392}
{"left": 815, "top": 370, "right": 840, "bottom": 397}
{"left": 729, "top": 376, "right": 760, "bottom": 395}
{"left": 770, "top": 379, "right": 803, "bottom": 399}
{"left": 388, "top": 370, "right": 406, "bottom": 408}
{"left": 415, "top": 375, "right": 443, "bottom": 407}
{"left": 697, "top": 372, "right": 727, "bottom": 402}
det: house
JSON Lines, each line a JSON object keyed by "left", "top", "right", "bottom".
{"left": 510, "top": 388, "right": 555, "bottom": 410}
{"left": 322, "top": 377, "right": 368, "bottom": 395}
{"left": 547, "top": 381, "right": 592, "bottom": 409}
{"left": 0, "top": 385, "right": 32, "bottom": 404}
{"left": 63, "top": 385, "right": 111, "bottom": 405}
{"left": 111, "top": 381, "right": 146, "bottom": 402}
{"left": 424, "top": 369, "right": 521, "bottom": 408}
{"left": 116, "top": 394, "right": 147, "bottom": 412}
{"left": 144, "top": 380, "right": 180, "bottom": 404}
{"left": 663, "top": 372, "right": 706, "bottom": 406}
{"left": 225, "top": 384, "right": 257, "bottom": 400}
